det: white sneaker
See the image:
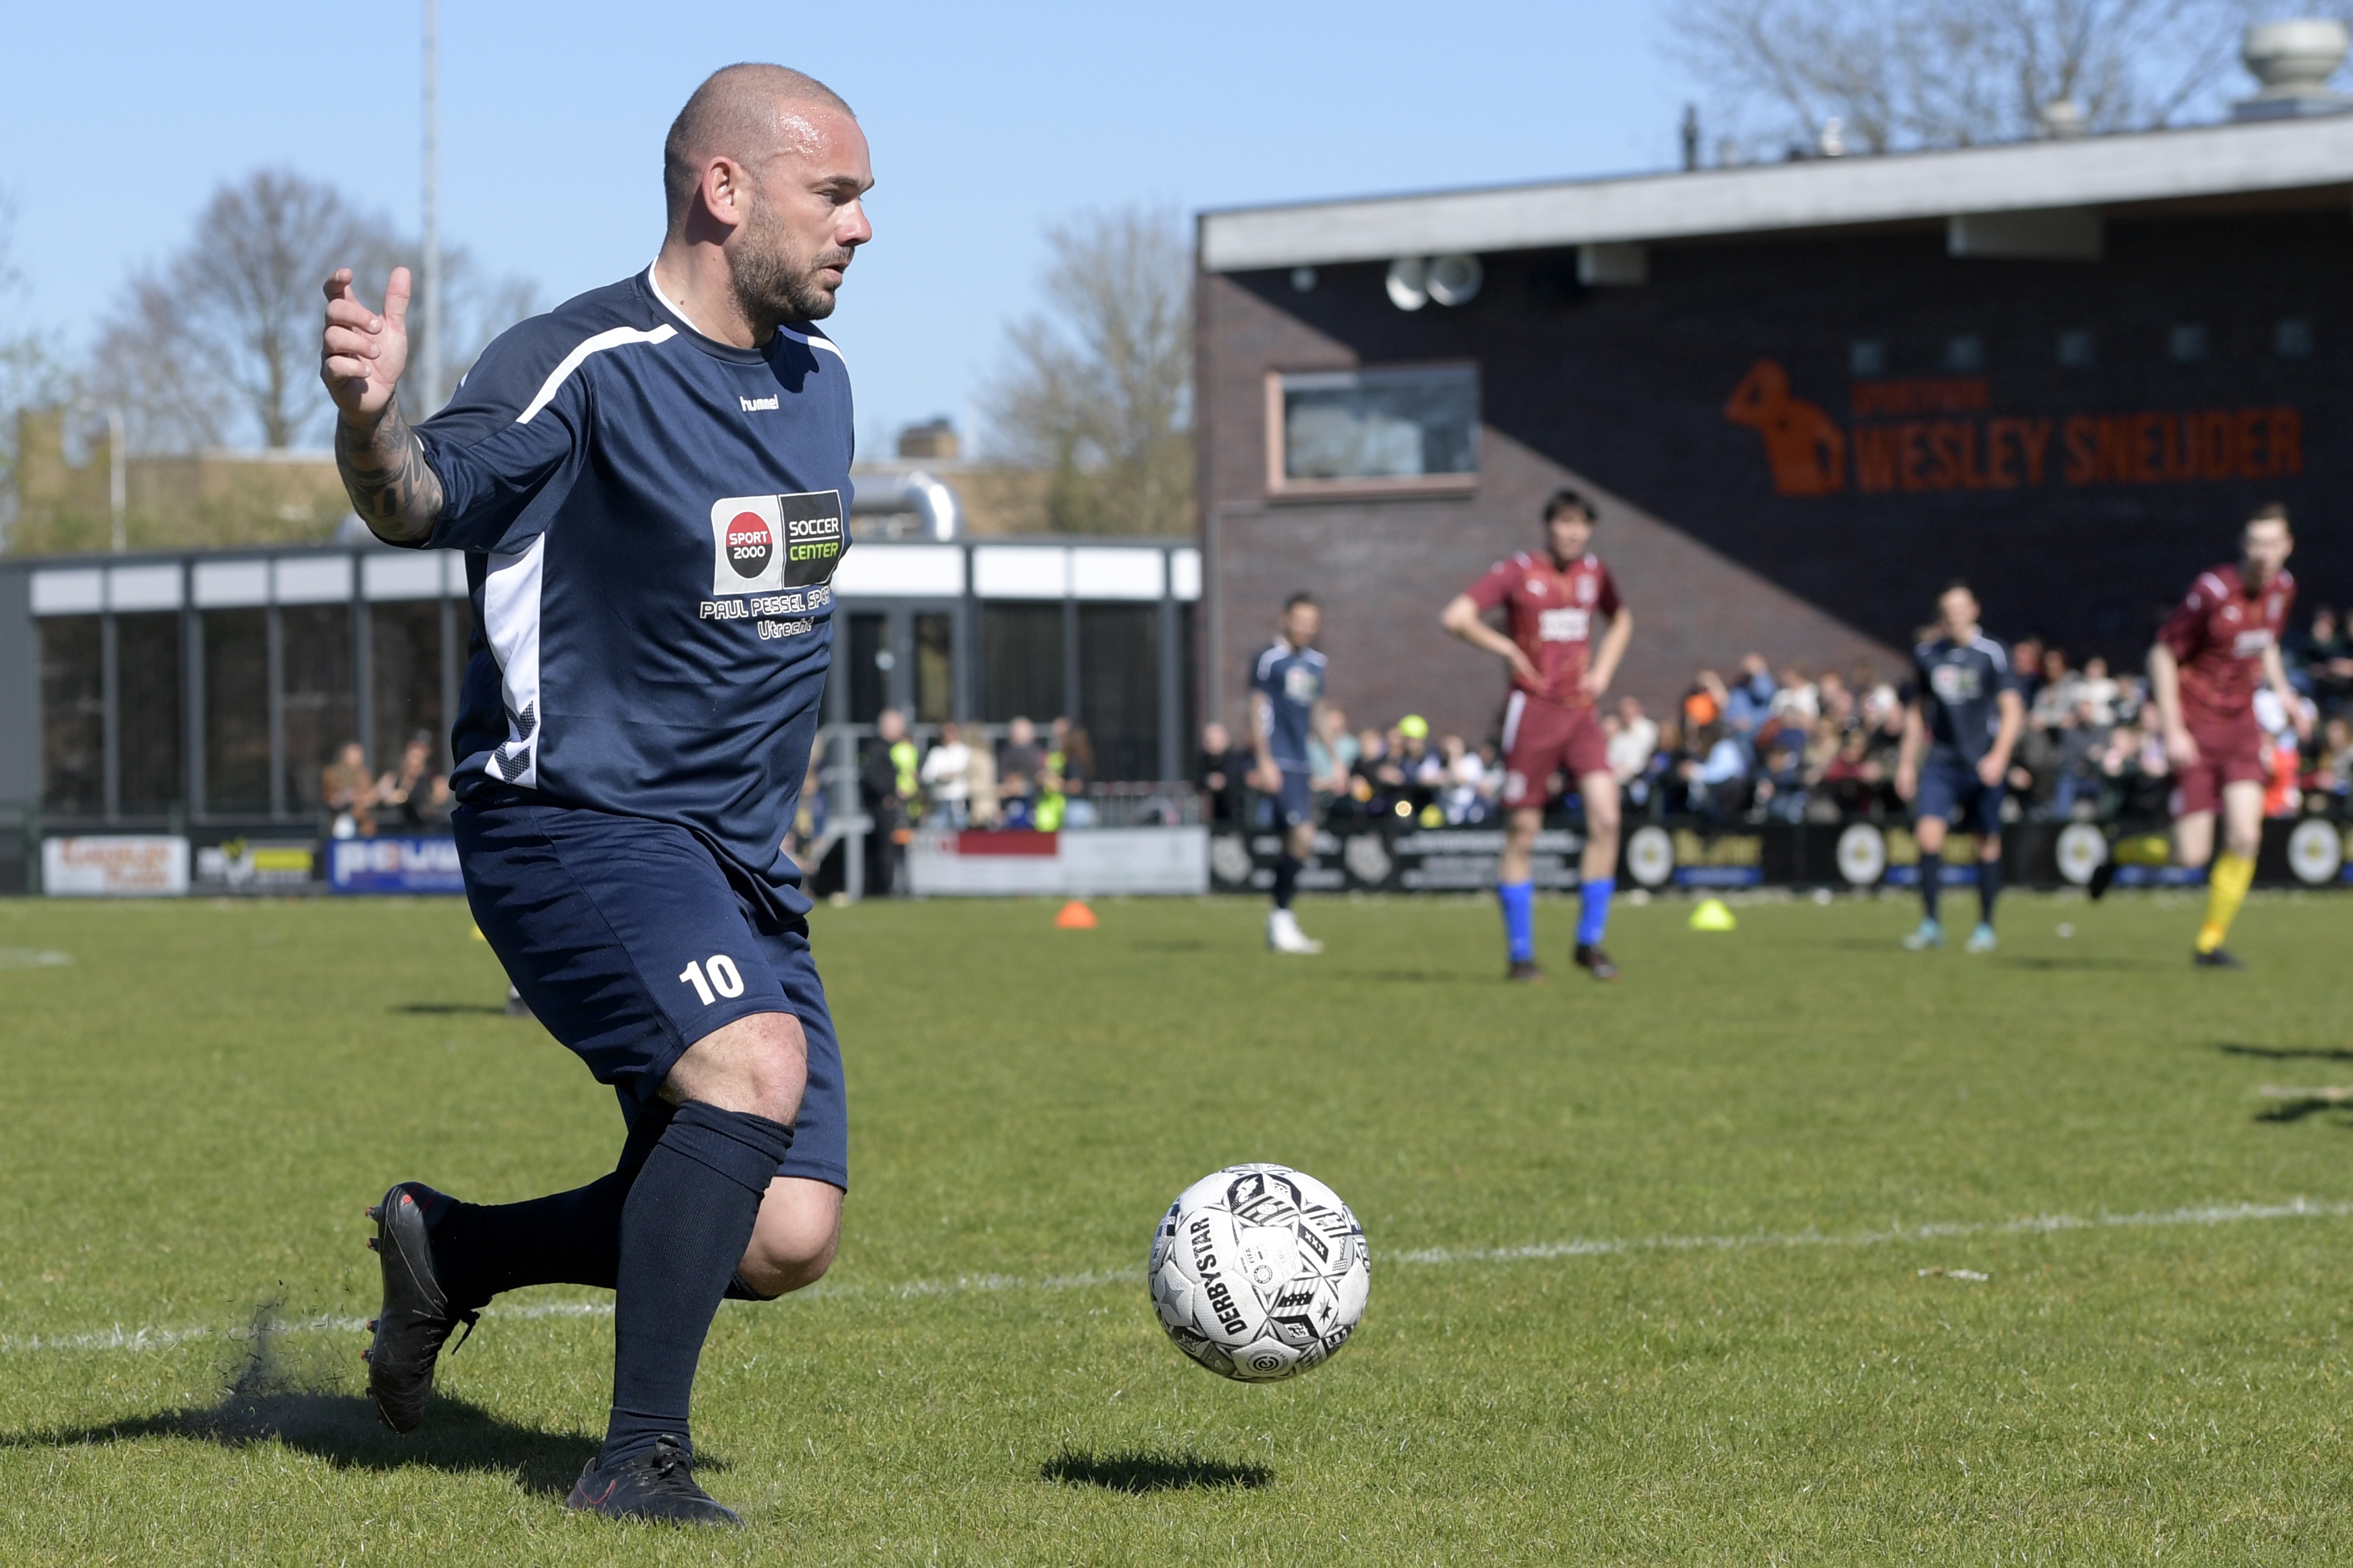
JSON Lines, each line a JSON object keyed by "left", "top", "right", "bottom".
{"left": 1267, "top": 910, "right": 1323, "bottom": 954}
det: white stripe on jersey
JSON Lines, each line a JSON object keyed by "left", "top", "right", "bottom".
{"left": 481, "top": 534, "right": 547, "bottom": 789}
{"left": 516, "top": 325, "right": 677, "bottom": 425}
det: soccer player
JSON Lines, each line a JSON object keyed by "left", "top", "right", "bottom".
{"left": 2129, "top": 503, "right": 2306, "bottom": 965}
{"left": 1442, "top": 490, "right": 1633, "bottom": 982}
{"left": 1893, "top": 582, "right": 2022, "bottom": 953}
{"left": 319, "top": 64, "right": 870, "bottom": 1525}
{"left": 1249, "top": 593, "right": 1328, "bottom": 954}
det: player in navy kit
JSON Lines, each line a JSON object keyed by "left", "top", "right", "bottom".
{"left": 1250, "top": 593, "right": 1328, "bottom": 954}
{"left": 1894, "top": 582, "right": 2023, "bottom": 954}
{"left": 320, "top": 64, "right": 869, "bottom": 1526}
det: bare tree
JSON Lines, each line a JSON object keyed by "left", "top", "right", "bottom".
{"left": 0, "top": 195, "right": 68, "bottom": 544}
{"left": 89, "top": 169, "right": 535, "bottom": 454}
{"left": 1669, "top": 0, "right": 2353, "bottom": 156}
{"left": 982, "top": 205, "right": 1193, "bottom": 536}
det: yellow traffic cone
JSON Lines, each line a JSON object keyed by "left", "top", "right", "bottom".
{"left": 1689, "top": 898, "right": 1737, "bottom": 932}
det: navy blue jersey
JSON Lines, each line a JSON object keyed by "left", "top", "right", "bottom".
{"left": 409, "top": 266, "right": 853, "bottom": 918}
{"left": 1910, "top": 633, "right": 2016, "bottom": 761}
{"left": 1250, "top": 640, "right": 1324, "bottom": 770}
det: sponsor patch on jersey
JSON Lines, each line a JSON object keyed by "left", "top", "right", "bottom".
{"left": 1283, "top": 665, "right": 1321, "bottom": 704}
{"left": 1538, "top": 607, "right": 1590, "bottom": 643}
{"left": 708, "top": 490, "right": 846, "bottom": 595}
{"left": 1929, "top": 663, "right": 1982, "bottom": 701}
{"left": 2233, "top": 628, "right": 2274, "bottom": 658}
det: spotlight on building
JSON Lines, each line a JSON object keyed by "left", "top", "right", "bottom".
{"left": 1425, "top": 254, "right": 1484, "bottom": 307}
{"left": 1384, "top": 257, "right": 1429, "bottom": 310}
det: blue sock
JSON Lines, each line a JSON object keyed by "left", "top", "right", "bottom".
{"left": 1577, "top": 877, "right": 1614, "bottom": 947}
{"left": 1496, "top": 881, "right": 1534, "bottom": 963}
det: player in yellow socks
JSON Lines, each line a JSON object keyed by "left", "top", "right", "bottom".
{"left": 2142, "top": 503, "right": 2307, "bottom": 967}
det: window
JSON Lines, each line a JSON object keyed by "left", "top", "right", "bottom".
{"left": 370, "top": 601, "right": 444, "bottom": 769}
{"left": 281, "top": 605, "right": 354, "bottom": 812}
{"left": 2169, "top": 323, "right": 2207, "bottom": 363}
{"left": 1849, "top": 340, "right": 1887, "bottom": 377}
{"left": 39, "top": 616, "right": 103, "bottom": 814}
{"left": 204, "top": 609, "right": 271, "bottom": 813}
{"left": 1945, "top": 336, "right": 1984, "bottom": 373}
{"left": 1271, "top": 365, "right": 1478, "bottom": 492}
{"left": 2057, "top": 328, "right": 2095, "bottom": 368}
{"left": 846, "top": 614, "right": 888, "bottom": 724}
{"left": 913, "top": 614, "right": 953, "bottom": 724}
{"left": 1078, "top": 604, "right": 1158, "bottom": 782}
{"left": 2277, "top": 318, "right": 2314, "bottom": 358}
{"left": 116, "top": 612, "right": 183, "bottom": 815}
{"left": 982, "top": 603, "right": 1063, "bottom": 723}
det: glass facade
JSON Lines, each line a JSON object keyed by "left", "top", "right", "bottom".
{"left": 370, "top": 601, "right": 444, "bottom": 769}
{"left": 1078, "top": 604, "right": 1158, "bottom": 781}
{"left": 204, "top": 609, "right": 271, "bottom": 814}
{"left": 114, "top": 612, "right": 183, "bottom": 814}
{"left": 39, "top": 616, "right": 103, "bottom": 814}
{"left": 280, "top": 605, "right": 355, "bottom": 813}
{"left": 982, "top": 603, "right": 1063, "bottom": 724}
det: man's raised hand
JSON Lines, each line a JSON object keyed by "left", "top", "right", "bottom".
{"left": 321, "top": 267, "right": 412, "bottom": 426}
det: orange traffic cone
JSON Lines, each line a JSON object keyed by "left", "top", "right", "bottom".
{"left": 1055, "top": 900, "right": 1097, "bottom": 929}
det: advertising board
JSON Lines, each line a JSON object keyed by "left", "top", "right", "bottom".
{"left": 327, "top": 836, "right": 466, "bottom": 894}
{"left": 42, "top": 835, "right": 191, "bottom": 896}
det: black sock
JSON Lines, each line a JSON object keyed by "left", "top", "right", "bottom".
{"left": 428, "top": 1103, "right": 676, "bottom": 1310}
{"left": 1273, "top": 855, "right": 1299, "bottom": 911}
{"left": 1978, "top": 856, "right": 2001, "bottom": 927}
{"left": 1920, "top": 854, "right": 1941, "bottom": 923}
{"left": 602, "top": 1101, "right": 793, "bottom": 1468}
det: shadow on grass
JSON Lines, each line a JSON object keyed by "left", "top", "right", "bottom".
{"left": 1, "top": 1311, "right": 596, "bottom": 1496}
{"left": 1041, "top": 1449, "right": 1273, "bottom": 1494}
{"left": 1342, "top": 969, "right": 1485, "bottom": 986}
{"left": 1987, "top": 956, "right": 2178, "bottom": 972}
{"left": 2220, "top": 1042, "right": 2353, "bottom": 1063}
{"left": 1128, "top": 940, "right": 1212, "bottom": 954}
{"left": 392, "top": 1002, "right": 517, "bottom": 1016}
{"left": 5, "top": 1389, "right": 599, "bottom": 1496}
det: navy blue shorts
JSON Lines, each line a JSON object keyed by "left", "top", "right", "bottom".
{"left": 1915, "top": 753, "right": 2004, "bottom": 839}
{"left": 1275, "top": 768, "right": 1317, "bottom": 830}
{"left": 454, "top": 791, "right": 848, "bottom": 1191}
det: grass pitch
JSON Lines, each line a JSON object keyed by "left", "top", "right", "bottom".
{"left": 3, "top": 887, "right": 2353, "bottom": 1563}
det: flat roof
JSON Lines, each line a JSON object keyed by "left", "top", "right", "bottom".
{"left": 1198, "top": 114, "right": 2353, "bottom": 271}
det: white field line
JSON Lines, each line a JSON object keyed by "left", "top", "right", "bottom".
{"left": 5, "top": 1199, "right": 2348, "bottom": 1359}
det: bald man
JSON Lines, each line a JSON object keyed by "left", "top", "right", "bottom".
{"left": 321, "top": 64, "right": 871, "bottom": 1526}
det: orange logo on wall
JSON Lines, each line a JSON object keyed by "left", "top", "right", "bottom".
{"left": 1723, "top": 360, "right": 1846, "bottom": 497}
{"left": 1724, "top": 359, "right": 2303, "bottom": 497}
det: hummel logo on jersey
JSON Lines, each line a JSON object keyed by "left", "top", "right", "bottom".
{"left": 739, "top": 395, "right": 779, "bottom": 412}
{"left": 708, "top": 491, "right": 847, "bottom": 595}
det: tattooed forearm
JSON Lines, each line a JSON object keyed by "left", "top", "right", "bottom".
{"left": 335, "top": 399, "right": 445, "bottom": 546}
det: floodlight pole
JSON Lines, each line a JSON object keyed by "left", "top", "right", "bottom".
{"left": 106, "top": 405, "right": 125, "bottom": 553}
{"left": 420, "top": 0, "right": 444, "bottom": 415}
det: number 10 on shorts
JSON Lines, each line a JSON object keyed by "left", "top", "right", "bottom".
{"left": 678, "top": 954, "right": 745, "bottom": 1005}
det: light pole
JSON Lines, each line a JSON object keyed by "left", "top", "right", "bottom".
{"left": 419, "top": 0, "right": 444, "bottom": 415}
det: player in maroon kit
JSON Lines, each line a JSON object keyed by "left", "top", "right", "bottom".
{"left": 2100, "top": 503, "right": 2307, "bottom": 965}
{"left": 1442, "top": 490, "right": 1634, "bottom": 982}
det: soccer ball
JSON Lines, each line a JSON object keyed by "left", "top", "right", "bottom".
{"left": 1148, "top": 1163, "right": 1369, "bottom": 1381}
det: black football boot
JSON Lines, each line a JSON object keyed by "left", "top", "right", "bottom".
{"left": 565, "top": 1434, "right": 743, "bottom": 1527}
{"left": 363, "top": 1182, "right": 480, "bottom": 1433}
{"left": 1574, "top": 943, "right": 1620, "bottom": 981}
{"left": 1506, "top": 959, "right": 1547, "bottom": 983}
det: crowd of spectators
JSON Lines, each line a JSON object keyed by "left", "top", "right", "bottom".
{"left": 319, "top": 733, "right": 454, "bottom": 838}
{"left": 1191, "top": 602, "right": 2353, "bottom": 834}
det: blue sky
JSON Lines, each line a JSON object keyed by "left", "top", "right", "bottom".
{"left": 0, "top": 1, "right": 1699, "bottom": 453}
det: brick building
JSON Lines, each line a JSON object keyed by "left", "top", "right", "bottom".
{"left": 1194, "top": 114, "right": 2353, "bottom": 741}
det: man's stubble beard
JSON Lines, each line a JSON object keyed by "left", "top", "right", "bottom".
{"left": 728, "top": 195, "right": 847, "bottom": 327}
